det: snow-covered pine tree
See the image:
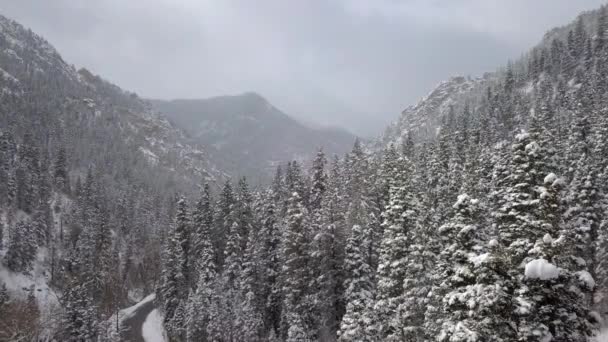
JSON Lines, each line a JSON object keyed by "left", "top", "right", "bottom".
{"left": 280, "top": 191, "right": 313, "bottom": 341}
{"left": 430, "top": 194, "right": 514, "bottom": 341}
{"left": 309, "top": 148, "right": 327, "bottom": 212}
{"left": 159, "top": 197, "right": 191, "bottom": 341}
{"left": 5, "top": 220, "right": 37, "bottom": 273}
{"left": 338, "top": 224, "right": 376, "bottom": 342}
{"left": 373, "top": 153, "right": 422, "bottom": 341}
{"left": 214, "top": 180, "right": 235, "bottom": 268}
{"left": 61, "top": 280, "right": 99, "bottom": 342}
{"left": 191, "top": 183, "right": 214, "bottom": 290}
{"left": 254, "top": 190, "right": 282, "bottom": 337}
{"left": 185, "top": 185, "right": 217, "bottom": 342}
{"left": 516, "top": 173, "right": 591, "bottom": 341}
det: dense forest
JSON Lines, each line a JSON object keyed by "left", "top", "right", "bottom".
{"left": 3, "top": 3, "right": 608, "bottom": 342}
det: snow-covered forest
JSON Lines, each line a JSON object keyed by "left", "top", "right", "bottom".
{"left": 3, "top": 3, "right": 608, "bottom": 342}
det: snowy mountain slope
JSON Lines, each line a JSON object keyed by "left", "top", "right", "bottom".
{"left": 378, "top": 6, "right": 604, "bottom": 150}
{"left": 0, "top": 14, "right": 225, "bottom": 191}
{"left": 379, "top": 75, "right": 491, "bottom": 147}
{"left": 152, "top": 93, "right": 356, "bottom": 181}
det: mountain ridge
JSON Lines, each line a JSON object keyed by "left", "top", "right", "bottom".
{"left": 151, "top": 93, "right": 357, "bottom": 181}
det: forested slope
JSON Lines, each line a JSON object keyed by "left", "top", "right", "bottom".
{"left": 156, "top": 4, "right": 608, "bottom": 342}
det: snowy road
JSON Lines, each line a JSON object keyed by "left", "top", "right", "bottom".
{"left": 121, "top": 296, "right": 160, "bottom": 342}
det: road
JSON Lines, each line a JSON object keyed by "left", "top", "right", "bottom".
{"left": 121, "top": 297, "right": 157, "bottom": 342}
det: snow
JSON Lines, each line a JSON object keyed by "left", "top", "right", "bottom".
{"left": 453, "top": 194, "right": 470, "bottom": 208}
{"left": 122, "top": 293, "right": 156, "bottom": 319}
{"left": 468, "top": 252, "right": 490, "bottom": 266}
{"left": 515, "top": 132, "right": 530, "bottom": 141}
{"left": 576, "top": 270, "right": 595, "bottom": 289}
{"left": 544, "top": 173, "right": 557, "bottom": 185}
{"left": 139, "top": 147, "right": 160, "bottom": 165}
{"left": 525, "top": 259, "right": 560, "bottom": 280}
{"left": 593, "top": 329, "right": 608, "bottom": 342}
{"left": 0, "top": 248, "right": 58, "bottom": 310}
{"left": 525, "top": 141, "right": 540, "bottom": 155}
{"left": 0, "top": 248, "right": 61, "bottom": 338}
{"left": 0, "top": 67, "right": 19, "bottom": 84}
{"left": 142, "top": 309, "right": 168, "bottom": 342}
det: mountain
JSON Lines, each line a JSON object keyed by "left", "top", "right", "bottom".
{"left": 4, "top": 3, "right": 608, "bottom": 342}
{"left": 152, "top": 93, "right": 357, "bottom": 181}
{"left": 0, "top": 15, "right": 225, "bottom": 192}
{"left": 0, "top": 13, "right": 226, "bottom": 339}
{"left": 379, "top": 6, "right": 604, "bottom": 150}
{"left": 378, "top": 75, "right": 491, "bottom": 148}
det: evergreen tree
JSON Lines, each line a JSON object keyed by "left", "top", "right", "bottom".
{"left": 338, "top": 224, "right": 376, "bottom": 342}
{"left": 373, "top": 154, "right": 420, "bottom": 340}
{"left": 280, "top": 191, "right": 312, "bottom": 339}
{"left": 191, "top": 183, "right": 214, "bottom": 290}
{"left": 5, "top": 220, "right": 37, "bottom": 273}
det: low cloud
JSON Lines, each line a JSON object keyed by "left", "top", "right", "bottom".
{"left": 1, "top": 0, "right": 603, "bottom": 135}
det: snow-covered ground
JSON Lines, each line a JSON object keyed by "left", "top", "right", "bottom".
{"left": 0, "top": 248, "right": 58, "bottom": 309}
{"left": 122, "top": 293, "right": 156, "bottom": 318}
{"left": 142, "top": 309, "right": 167, "bottom": 342}
{"left": 0, "top": 247, "right": 61, "bottom": 338}
{"left": 107, "top": 293, "right": 167, "bottom": 342}
{"left": 593, "top": 329, "right": 608, "bottom": 342}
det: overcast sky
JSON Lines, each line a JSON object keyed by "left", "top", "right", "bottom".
{"left": 1, "top": 0, "right": 604, "bottom": 136}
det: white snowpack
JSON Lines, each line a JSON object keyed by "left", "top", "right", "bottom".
{"left": 454, "top": 194, "right": 469, "bottom": 207}
{"left": 576, "top": 270, "right": 595, "bottom": 289}
{"left": 142, "top": 308, "right": 168, "bottom": 342}
{"left": 515, "top": 132, "right": 530, "bottom": 141}
{"left": 593, "top": 328, "right": 608, "bottom": 342}
{"left": 122, "top": 293, "right": 156, "bottom": 319}
{"left": 0, "top": 248, "right": 58, "bottom": 309}
{"left": 524, "top": 259, "right": 559, "bottom": 280}
{"left": 543, "top": 173, "right": 557, "bottom": 185}
{"left": 525, "top": 141, "right": 540, "bottom": 155}
{"left": 468, "top": 252, "right": 490, "bottom": 266}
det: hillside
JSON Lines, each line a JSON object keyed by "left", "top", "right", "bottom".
{"left": 152, "top": 93, "right": 356, "bottom": 181}
{"left": 0, "top": 15, "right": 225, "bottom": 192}
{"left": 0, "top": 12, "right": 223, "bottom": 340}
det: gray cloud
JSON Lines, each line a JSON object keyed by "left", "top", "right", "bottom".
{"left": 0, "top": 0, "right": 604, "bottom": 136}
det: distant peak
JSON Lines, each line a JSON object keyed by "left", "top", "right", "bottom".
{"left": 239, "top": 91, "right": 268, "bottom": 104}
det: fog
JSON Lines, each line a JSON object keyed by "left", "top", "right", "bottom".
{"left": 1, "top": 0, "right": 604, "bottom": 136}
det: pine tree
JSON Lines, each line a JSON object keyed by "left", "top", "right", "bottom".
{"left": 280, "top": 191, "right": 312, "bottom": 339}
{"left": 430, "top": 194, "right": 514, "bottom": 341}
{"left": 515, "top": 173, "right": 591, "bottom": 342}
{"left": 0, "top": 282, "right": 8, "bottom": 309}
{"left": 54, "top": 146, "right": 70, "bottom": 193}
{"left": 214, "top": 180, "right": 235, "bottom": 268}
{"left": 310, "top": 198, "right": 340, "bottom": 340}
{"left": 191, "top": 183, "right": 214, "bottom": 290}
{"left": 186, "top": 231, "right": 216, "bottom": 342}
{"left": 286, "top": 312, "right": 313, "bottom": 342}
{"left": 5, "top": 220, "right": 37, "bottom": 273}
{"left": 61, "top": 280, "right": 99, "bottom": 342}
{"left": 338, "top": 224, "right": 376, "bottom": 342}
{"left": 309, "top": 148, "right": 327, "bottom": 211}
{"left": 373, "top": 155, "right": 421, "bottom": 340}
{"left": 255, "top": 191, "right": 283, "bottom": 336}
{"left": 159, "top": 197, "right": 191, "bottom": 340}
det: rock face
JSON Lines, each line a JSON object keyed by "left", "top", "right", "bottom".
{"left": 378, "top": 75, "right": 491, "bottom": 149}
{"left": 152, "top": 93, "right": 356, "bottom": 181}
